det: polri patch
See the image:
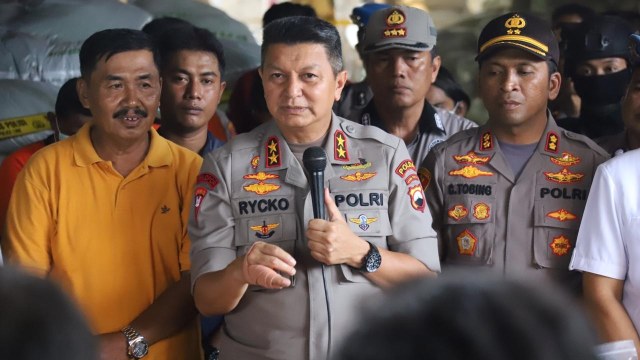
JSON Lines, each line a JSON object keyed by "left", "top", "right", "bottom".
{"left": 395, "top": 159, "right": 416, "bottom": 178}
{"left": 197, "top": 172, "right": 219, "bottom": 191}
{"left": 405, "top": 174, "right": 420, "bottom": 186}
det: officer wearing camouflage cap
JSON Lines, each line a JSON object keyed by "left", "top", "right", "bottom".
{"left": 346, "top": 5, "right": 476, "bottom": 165}
{"left": 421, "top": 12, "right": 608, "bottom": 294}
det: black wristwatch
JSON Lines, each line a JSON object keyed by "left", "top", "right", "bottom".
{"left": 122, "top": 326, "right": 149, "bottom": 359}
{"left": 360, "top": 241, "right": 382, "bottom": 273}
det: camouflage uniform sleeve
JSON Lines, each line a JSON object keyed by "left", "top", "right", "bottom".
{"left": 387, "top": 140, "right": 440, "bottom": 272}
{"left": 420, "top": 144, "right": 446, "bottom": 261}
{"left": 188, "top": 150, "right": 237, "bottom": 290}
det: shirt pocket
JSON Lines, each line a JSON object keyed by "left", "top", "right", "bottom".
{"left": 442, "top": 195, "right": 495, "bottom": 265}
{"left": 338, "top": 209, "right": 392, "bottom": 284}
{"left": 234, "top": 214, "right": 298, "bottom": 257}
{"left": 532, "top": 199, "right": 584, "bottom": 269}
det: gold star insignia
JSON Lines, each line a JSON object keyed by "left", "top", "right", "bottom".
{"left": 336, "top": 134, "right": 345, "bottom": 147}
{"left": 337, "top": 147, "right": 346, "bottom": 158}
{"left": 268, "top": 141, "right": 277, "bottom": 153}
{"left": 268, "top": 153, "right": 279, "bottom": 164}
{"left": 397, "top": 29, "right": 406, "bottom": 36}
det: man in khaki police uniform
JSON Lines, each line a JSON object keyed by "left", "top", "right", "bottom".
{"left": 189, "top": 16, "right": 440, "bottom": 360}
{"left": 347, "top": 6, "right": 476, "bottom": 165}
{"left": 421, "top": 12, "right": 608, "bottom": 293}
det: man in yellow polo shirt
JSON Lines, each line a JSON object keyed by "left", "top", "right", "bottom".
{"left": 2, "top": 29, "right": 202, "bottom": 360}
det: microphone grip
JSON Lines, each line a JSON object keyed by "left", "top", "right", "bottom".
{"left": 310, "top": 171, "right": 325, "bottom": 220}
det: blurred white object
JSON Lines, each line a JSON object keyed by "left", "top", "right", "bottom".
{"left": 595, "top": 340, "right": 638, "bottom": 360}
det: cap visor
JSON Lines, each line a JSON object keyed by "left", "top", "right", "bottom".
{"left": 476, "top": 42, "right": 550, "bottom": 63}
{"left": 364, "top": 41, "right": 431, "bottom": 54}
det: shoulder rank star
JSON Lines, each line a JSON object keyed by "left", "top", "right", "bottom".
{"left": 448, "top": 166, "right": 493, "bottom": 179}
{"left": 453, "top": 151, "right": 490, "bottom": 165}
{"left": 544, "top": 168, "right": 584, "bottom": 184}
{"left": 349, "top": 214, "right": 378, "bottom": 231}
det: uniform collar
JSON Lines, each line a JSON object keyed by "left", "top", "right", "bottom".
{"left": 360, "top": 100, "right": 445, "bottom": 135}
{"left": 475, "top": 112, "right": 563, "bottom": 157}
{"left": 73, "top": 123, "right": 172, "bottom": 168}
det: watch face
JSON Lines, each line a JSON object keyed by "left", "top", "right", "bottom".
{"left": 365, "top": 251, "right": 382, "bottom": 272}
{"left": 131, "top": 339, "right": 149, "bottom": 358}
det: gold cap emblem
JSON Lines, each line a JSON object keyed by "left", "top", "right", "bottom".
{"left": 386, "top": 10, "right": 405, "bottom": 26}
{"left": 504, "top": 14, "right": 526, "bottom": 35}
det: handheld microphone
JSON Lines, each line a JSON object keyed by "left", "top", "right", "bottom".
{"left": 302, "top": 146, "right": 327, "bottom": 220}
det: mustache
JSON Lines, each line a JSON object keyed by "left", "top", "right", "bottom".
{"left": 112, "top": 108, "right": 148, "bottom": 119}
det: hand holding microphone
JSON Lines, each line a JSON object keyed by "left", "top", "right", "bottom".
{"left": 304, "top": 147, "right": 370, "bottom": 267}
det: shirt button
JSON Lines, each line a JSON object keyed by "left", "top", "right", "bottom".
{"left": 346, "top": 125, "right": 354, "bottom": 133}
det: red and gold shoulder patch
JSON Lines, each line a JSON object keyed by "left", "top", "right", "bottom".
{"left": 408, "top": 184, "right": 425, "bottom": 212}
{"left": 341, "top": 172, "right": 377, "bottom": 182}
{"left": 545, "top": 132, "right": 559, "bottom": 153}
{"left": 550, "top": 152, "right": 580, "bottom": 167}
{"left": 448, "top": 166, "right": 493, "bottom": 179}
{"left": 448, "top": 204, "right": 468, "bottom": 221}
{"left": 251, "top": 155, "right": 260, "bottom": 169}
{"left": 395, "top": 159, "right": 416, "bottom": 178}
{"left": 473, "top": 203, "right": 490, "bottom": 220}
{"left": 243, "top": 171, "right": 281, "bottom": 195}
{"left": 194, "top": 186, "right": 208, "bottom": 225}
{"left": 251, "top": 221, "right": 280, "bottom": 239}
{"left": 418, "top": 167, "right": 431, "bottom": 190}
{"left": 550, "top": 235, "right": 572, "bottom": 256}
{"left": 546, "top": 209, "right": 577, "bottom": 222}
{"left": 334, "top": 130, "right": 349, "bottom": 161}
{"left": 480, "top": 131, "right": 493, "bottom": 151}
{"left": 197, "top": 172, "right": 219, "bottom": 191}
{"left": 405, "top": 174, "right": 420, "bottom": 186}
{"left": 544, "top": 168, "right": 584, "bottom": 184}
{"left": 456, "top": 229, "right": 477, "bottom": 256}
{"left": 266, "top": 136, "right": 281, "bottom": 168}
{"left": 453, "top": 151, "right": 490, "bottom": 165}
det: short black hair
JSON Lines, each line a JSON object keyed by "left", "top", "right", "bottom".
{"left": 79, "top": 28, "right": 160, "bottom": 80}
{"left": 0, "top": 266, "right": 96, "bottom": 360}
{"left": 433, "top": 66, "right": 470, "bottom": 109}
{"left": 551, "top": 3, "right": 595, "bottom": 26}
{"left": 337, "top": 274, "right": 598, "bottom": 360}
{"left": 141, "top": 16, "right": 192, "bottom": 39}
{"left": 261, "top": 16, "right": 343, "bottom": 75}
{"left": 262, "top": 2, "right": 317, "bottom": 27}
{"left": 55, "top": 78, "right": 91, "bottom": 119}
{"left": 155, "top": 24, "right": 226, "bottom": 77}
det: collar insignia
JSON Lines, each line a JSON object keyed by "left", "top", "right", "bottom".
{"left": 545, "top": 132, "right": 559, "bottom": 153}
{"left": 480, "top": 131, "right": 493, "bottom": 151}
{"left": 453, "top": 151, "right": 491, "bottom": 165}
{"left": 349, "top": 214, "right": 378, "bottom": 231}
{"left": 251, "top": 155, "right": 260, "bottom": 169}
{"left": 449, "top": 166, "right": 493, "bottom": 179}
{"left": 334, "top": 130, "right": 350, "bottom": 161}
{"left": 265, "top": 136, "right": 281, "bottom": 168}
{"left": 544, "top": 168, "right": 584, "bottom": 183}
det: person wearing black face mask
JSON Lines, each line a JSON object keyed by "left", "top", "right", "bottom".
{"left": 558, "top": 15, "right": 636, "bottom": 140}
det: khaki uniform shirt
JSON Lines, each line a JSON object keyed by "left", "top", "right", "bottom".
{"left": 190, "top": 114, "right": 440, "bottom": 360}
{"left": 421, "top": 115, "right": 608, "bottom": 293}
{"left": 348, "top": 100, "right": 477, "bottom": 165}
